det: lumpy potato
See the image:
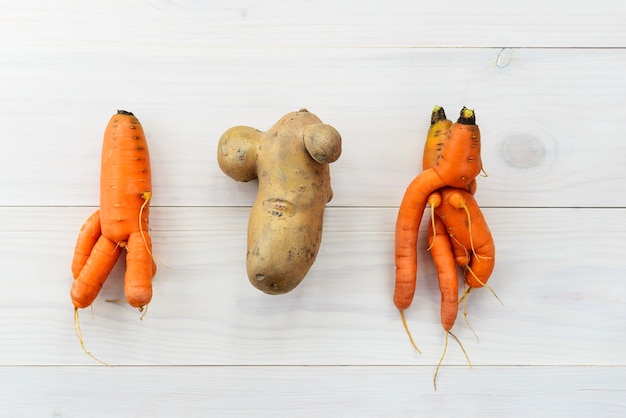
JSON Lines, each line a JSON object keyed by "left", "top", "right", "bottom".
{"left": 217, "top": 109, "right": 341, "bottom": 294}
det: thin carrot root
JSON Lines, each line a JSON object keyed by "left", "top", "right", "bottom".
{"left": 73, "top": 308, "right": 111, "bottom": 367}
{"left": 450, "top": 233, "right": 471, "bottom": 264}
{"left": 426, "top": 210, "right": 437, "bottom": 251}
{"left": 433, "top": 330, "right": 471, "bottom": 391}
{"left": 448, "top": 192, "right": 482, "bottom": 262}
{"left": 139, "top": 304, "right": 148, "bottom": 320}
{"left": 426, "top": 193, "right": 441, "bottom": 251}
{"left": 139, "top": 191, "right": 152, "bottom": 257}
{"left": 137, "top": 190, "right": 171, "bottom": 272}
{"left": 461, "top": 203, "right": 479, "bottom": 260}
{"left": 460, "top": 285, "right": 480, "bottom": 342}
{"left": 466, "top": 265, "right": 503, "bottom": 305}
{"left": 450, "top": 330, "right": 472, "bottom": 367}
{"left": 433, "top": 330, "right": 448, "bottom": 391}
{"left": 399, "top": 309, "right": 421, "bottom": 354}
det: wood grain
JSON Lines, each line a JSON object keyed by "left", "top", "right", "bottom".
{"left": 0, "top": 207, "right": 624, "bottom": 367}
{"left": 1, "top": 366, "right": 625, "bottom": 417}
{"left": 1, "top": 0, "right": 624, "bottom": 48}
{"left": 1, "top": 48, "right": 626, "bottom": 207}
{"left": 1, "top": 1, "right": 625, "bottom": 416}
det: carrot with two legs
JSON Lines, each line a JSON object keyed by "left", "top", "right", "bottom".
{"left": 394, "top": 107, "right": 482, "bottom": 313}
{"left": 395, "top": 106, "right": 496, "bottom": 388}
{"left": 70, "top": 110, "right": 156, "bottom": 363}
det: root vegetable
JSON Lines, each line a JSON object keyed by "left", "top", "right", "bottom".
{"left": 71, "top": 110, "right": 155, "bottom": 310}
{"left": 217, "top": 109, "right": 341, "bottom": 294}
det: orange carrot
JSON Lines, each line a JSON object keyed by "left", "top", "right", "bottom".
{"left": 71, "top": 210, "right": 101, "bottom": 279}
{"left": 394, "top": 107, "right": 481, "bottom": 311}
{"left": 427, "top": 207, "right": 458, "bottom": 331}
{"left": 434, "top": 187, "right": 495, "bottom": 289}
{"left": 70, "top": 110, "right": 155, "bottom": 310}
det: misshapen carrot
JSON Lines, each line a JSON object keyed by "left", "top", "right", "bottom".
{"left": 71, "top": 110, "right": 156, "bottom": 310}
{"left": 395, "top": 107, "right": 482, "bottom": 311}
{"left": 435, "top": 187, "right": 495, "bottom": 288}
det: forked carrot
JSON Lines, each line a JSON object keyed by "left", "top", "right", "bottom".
{"left": 71, "top": 110, "right": 156, "bottom": 310}
{"left": 70, "top": 110, "right": 156, "bottom": 363}
{"left": 395, "top": 107, "right": 482, "bottom": 312}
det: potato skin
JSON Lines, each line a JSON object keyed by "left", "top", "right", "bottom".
{"left": 247, "top": 109, "right": 337, "bottom": 294}
{"left": 304, "top": 123, "right": 342, "bottom": 164}
{"left": 217, "top": 126, "right": 260, "bottom": 182}
{"left": 218, "top": 109, "right": 340, "bottom": 294}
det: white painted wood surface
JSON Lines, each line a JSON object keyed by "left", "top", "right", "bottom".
{"left": 1, "top": 1, "right": 625, "bottom": 416}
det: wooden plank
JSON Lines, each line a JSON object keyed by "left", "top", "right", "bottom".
{"left": 0, "top": 2, "right": 624, "bottom": 416}
{"left": 1, "top": 205, "right": 625, "bottom": 233}
{"left": 1, "top": 48, "right": 626, "bottom": 207}
{"left": 2, "top": 0, "right": 624, "bottom": 49}
{"left": 1, "top": 366, "right": 624, "bottom": 417}
{"left": 0, "top": 207, "right": 624, "bottom": 366}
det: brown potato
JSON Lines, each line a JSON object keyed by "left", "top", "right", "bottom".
{"left": 217, "top": 109, "right": 341, "bottom": 294}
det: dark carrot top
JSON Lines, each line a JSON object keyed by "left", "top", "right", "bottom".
{"left": 457, "top": 107, "right": 475, "bottom": 125}
{"left": 430, "top": 105, "right": 447, "bottom": 125}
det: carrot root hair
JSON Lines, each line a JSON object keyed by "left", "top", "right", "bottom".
{"left": 427, "top": 210, "right": 437, "bottom": 251}
{"left": 448, "top": 192, "right": 482, "bottom": 262}
{"left": 139, "top": 303, "right": 148, "bottom": 320}
{"left": 139, "top": 191, "right": 152, "bottom": 257}
{"left": 399, "top": 309, "right": 421, "bottom": 354}
{"left": 426, "top": 192, "right": 441, "bottom": 251}
{"left": 433, "top": 330, "right": 471, "bottom": 391}
{"left": 465, "top": 265, "right": 503, "bottom": 305}
{"left": 73, "top": 307, "right": 111, "bottom": 367}
{"left": 459, "top": 285, "right": 480, "bottom": 342}
{"left": 138, "top": 190, "right": 171, "bottom": 272}
{"left": 433, "top": 330, "right": 449, "bottom": 391}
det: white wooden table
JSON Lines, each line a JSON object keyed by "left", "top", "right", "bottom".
{"left": 1, "top": 1, "right": 625, "bottom": 416}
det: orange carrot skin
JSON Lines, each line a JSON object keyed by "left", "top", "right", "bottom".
{"left": 435, "top": 187, "right": 495, "bottom": 288}
{"left": 100, "top": 111, "right": 152, "bottom": 243}
{"left": 71, "top": 236, "right": 122, "bottom": 309}
{"left": 71, "top": 210, "right": 101, "bottom": 279}
{"left": 71, "top": 111, "right": 155, "bottom": 309}
{"left": 394, "top": 169, "right": 446, "bottom": 310}
{"left": 433, "top": 122, "right": 482, "bottom": 189}
{"left": 465, "top": 240, "right": 495, "bottom": 287}
{"left": 428, "top": 215, "right": 459, "bottom": 331}
{"left": 123, "top": 231, "right": 153, "bottom": 307}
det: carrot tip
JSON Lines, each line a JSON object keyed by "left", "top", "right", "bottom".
{"left": 430, "top": 105, "right": 447, "bottom": 125}
{"left": 457, "top": 107, "right": 476, "bottom": 125}
{"left": 139, "top": 304, "right": 149, "bottom": 320}
{"left": 117, "top": 109, "right": 134, "bottom": 116}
